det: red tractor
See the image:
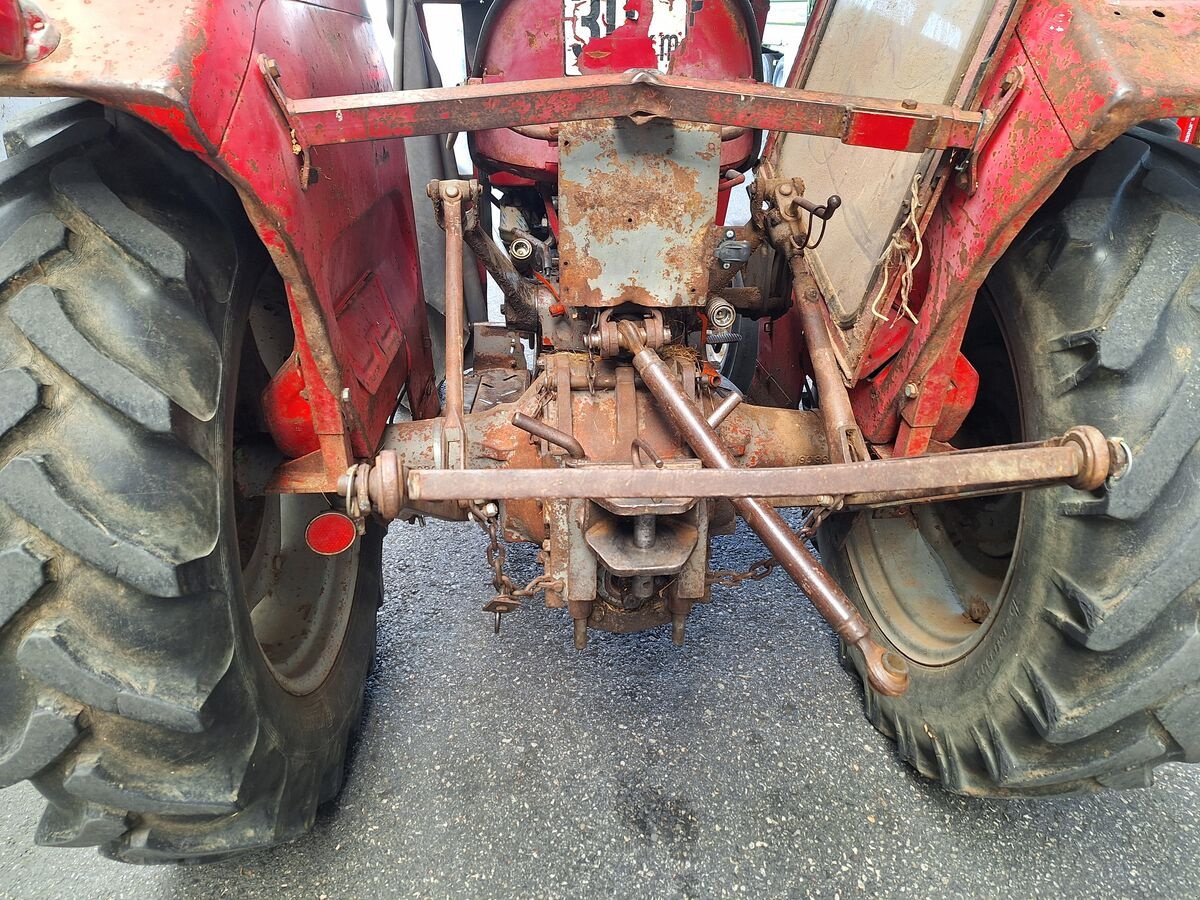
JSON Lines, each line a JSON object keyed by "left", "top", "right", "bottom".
{"left": 0, "top": 0, "right": 1196, "bottom": 862}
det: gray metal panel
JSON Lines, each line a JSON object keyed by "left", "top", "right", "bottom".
{"left": 558, "top": 119, "right": 719, "bottom": 308}
{"left": 776, "top": 0, "right": 991, "bottom": 324}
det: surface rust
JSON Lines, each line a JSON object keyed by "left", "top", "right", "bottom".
{"left": 557, "top": 118, "right": 718, "bottom": 308}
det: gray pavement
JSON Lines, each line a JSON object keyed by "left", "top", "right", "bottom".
{"left": 2, "top": 518, "right": 1199, "bottom": 899}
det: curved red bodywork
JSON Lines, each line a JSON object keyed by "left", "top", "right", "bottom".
{"left": 751, "top": 0, "right": 1200, "bottom": 456}
{"left": 0, "top": 0, "right": 437, "bottom": 488}
{"left": 469, "top": 0, "right": 760, "bottom": 181}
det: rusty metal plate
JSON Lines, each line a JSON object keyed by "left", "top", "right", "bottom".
{"left": 558, "top": 118, "right": 719, "bottom": 307}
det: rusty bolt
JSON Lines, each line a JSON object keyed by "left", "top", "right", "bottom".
{"left": 341, "top": 387, "right": 351, "bottom": 403}
{"left": 901, "top": 98, "right": 918, "bottom": 110}
{"left": 903, "top": 382, "right": 920, "bottom": 399}
{"left": 264, "top": 58, "right": 280, "bottom": 78}
{"left": 444, "top": 184, "right": 460, "bottom": 199}
{"left": 778, "top": 182, "right": 794, "bottom": 196}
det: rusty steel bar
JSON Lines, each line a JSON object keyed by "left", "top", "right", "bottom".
{"left": 434, "top": 182, "right": 468, "bottom": 441}
{"left": 274, "top": 70, "right": 983, "bottom": 153}
{"left": 462, "top": 204, "right": 539, "bottom": 331}
{"left": 794, "top": 259, "right": 869, "bottom": 465}
{"left": 512, "top": 413, "right": 586, "bottom": 459}
{"left": 405, "top": 433, "right": 1112, "bottom": 503}
{"left": 707, "top": 391, "right": 743, "bottom": 429}
{"left": 615, "top": 320, "right": 909, "bottom": 698}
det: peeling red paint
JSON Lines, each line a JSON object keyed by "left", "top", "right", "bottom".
{"left": 576, "top": 0, "right": 658, "bottom": 73}
{"left": 471, "top": 0, "right": 757, "bottom": 180}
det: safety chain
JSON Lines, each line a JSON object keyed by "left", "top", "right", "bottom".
{"left": 586, "top": 343, "right": 598, "bottom": 395}
{"left": 708, "top": 557, "right": 777, "bottom": 589}
{"left": 472, "top": 507, "right": 562, "bottom": 633}
{"left": 706, "top": 502, "right": 841, "bottom": 589}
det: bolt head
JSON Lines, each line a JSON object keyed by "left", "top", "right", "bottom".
{"left": 778, "top": 182, "right": 794, "bottom": 196}
{"left": 341, "top": 387, "right": 351, "bottom": 402}
{"left": 901, "top": 98, "right": 918, "bottom": 110}
{"left": 725, "top": 229, "right": 735, "bottom": 239}
{"left": 903, "top": 382, "right": 919, "bottom": 399}
{"left": 722, "top": 262, "right": 731, "bottom": 270}
{"left": 444, "top": 184, "right": 460, "bottom": 199}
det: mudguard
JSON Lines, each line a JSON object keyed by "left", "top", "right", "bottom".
{"left": 0, "top": 0, "right": 438, "bottom": 489}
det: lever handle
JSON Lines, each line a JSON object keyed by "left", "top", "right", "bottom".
{"left": 799, "top": 194, "right": 842, "bottom": 221}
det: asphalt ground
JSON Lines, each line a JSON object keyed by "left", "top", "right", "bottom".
{"left": 2, "top": 516, "right": 1199, "bottom": 899}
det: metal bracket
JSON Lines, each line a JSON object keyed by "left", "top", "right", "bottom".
{"left": 259, "top": 55, "right": 321, "bottom": 190}
{"left": 956, "top": 66, "right": 1026, "bottom": 195}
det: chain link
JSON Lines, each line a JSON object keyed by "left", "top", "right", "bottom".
{"left": 586, "top": 344, "right": 597, "bottom": 395}
{"left": 707, "top": 557, "right": 777, "bottom": 589}
{"left": 705, "top": 502, "right": 840, "bottom": 588}
{"left": 475, "top": 508, "right": 563, "bottom": 611}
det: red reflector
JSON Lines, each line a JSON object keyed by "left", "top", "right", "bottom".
{"left": 305, "top": 512, "right": 358, "bottom": 556}
{"left": 0, "top": 1, "right": 59, "bottom": 65}
{"left": 0, "top": 1, "right": 24, "bottom": 62}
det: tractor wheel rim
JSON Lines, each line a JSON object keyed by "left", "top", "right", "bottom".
{"left": 844, "top": 294, "right": 1022, "bottom": 666}
{"left": 240, "top": 494, "right": 359, "bottom": 695}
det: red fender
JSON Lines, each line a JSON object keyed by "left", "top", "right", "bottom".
{"left": 0, "top": 0, "right": 436, "bottom": 489}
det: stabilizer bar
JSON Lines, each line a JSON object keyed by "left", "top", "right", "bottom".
{"left": 260, "top": 59, "right": 983, "bottom": 153}
{"left": 405, "top": 427, "right": 1124, "bottom": 505}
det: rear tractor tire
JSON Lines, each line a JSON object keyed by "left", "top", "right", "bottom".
{"left": 827, "top": 126, "right": 1200, "bottom": 795}
{"left": 0, "top": 106, "right": 382, "bottom": 860}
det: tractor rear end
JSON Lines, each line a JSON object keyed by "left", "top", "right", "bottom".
{"left": 0, "top": 0, "right": 1196, "bottom": 862}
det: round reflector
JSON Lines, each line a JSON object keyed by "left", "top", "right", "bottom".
{"left": 305, "top": 511, "right": 358, "bottom": 556}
